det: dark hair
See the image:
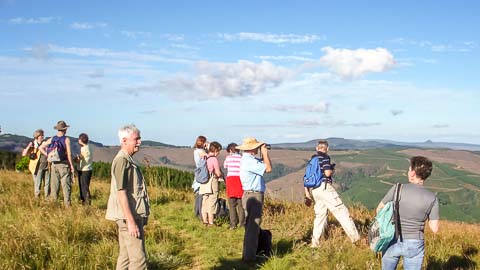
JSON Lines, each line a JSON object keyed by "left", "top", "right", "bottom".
{"left": 410, "top": 156, "right": 433, "bottom": 180}
{"left": 209, "top": 141, "right": 222, "bottom": 153}
{"left": 318, "top": 140, "right": 329, "bottom": 147}
{"left": 226, "top": 143, "right": 239, "bottom": 153}
{"left": 193, "top": 135, "right": 207, "bottom": 149}
{"left": 78, "top": 133, "right": 89, "bottom": 144}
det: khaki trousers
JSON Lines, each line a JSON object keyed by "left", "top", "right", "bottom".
{"left": 116, "top": 218, "right": 147, "bottom": 270}
{"left": 50, "top": 163, "right": 72, "bottom": 206}
{"left": 311, "top": 182, "right": 360, "bottom": 246}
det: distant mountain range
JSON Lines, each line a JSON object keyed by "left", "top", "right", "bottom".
{"left": 272, "top": 137, "right": 480, "bottom": 151}
{"left": 2, "top": 133, "right": 480, "bottom": 153}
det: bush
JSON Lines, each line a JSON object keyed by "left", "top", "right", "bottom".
{"left": 15, "top": 156, "right": 29, "bottom": 172}
{"left": 91, "top": 161, "right": 194, "bottom": 190}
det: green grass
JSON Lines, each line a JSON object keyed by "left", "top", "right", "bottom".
{"left": 1, "top": 170, "right": 480, "bottom": 269}
{"left": 330, "top": 149, "right": 480, "bottom": 222}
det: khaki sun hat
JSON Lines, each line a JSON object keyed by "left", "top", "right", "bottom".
{"left": 236, "top": 137, "right": 264, "bottom": 151}
{"left": 53, "top": 120, "right": 70, "bottom": 130}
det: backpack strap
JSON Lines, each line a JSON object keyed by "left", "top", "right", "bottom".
{"left": 393, "top": 183, "right": 403, "bottom": 242}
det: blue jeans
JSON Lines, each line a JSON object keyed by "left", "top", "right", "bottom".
{"left": 382, "top": 239, "right": 425, "bottom": 270}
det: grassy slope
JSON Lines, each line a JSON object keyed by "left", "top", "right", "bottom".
{"left": 1, "top": 171, "right": 479, "bottom": 269}
{"left": 332, "top": 149, "right": 480, "bottom": 222}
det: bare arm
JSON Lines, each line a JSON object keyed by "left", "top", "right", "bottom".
{"left": 376, "top": 201, "right": 385, "bottom": 213}
{"left": 65, "top": 137, "right": 74, "bottom": 173}
{"left": 22, "top": 142, "right": 33, "bottom": 156}
{"left": 304, "top": 187, "right": 312, "bottom": 199}
{"left": 428, "top": 219, "right": 439, "bottom": 234}
{"left": 118, "top": 189, "right": 140, "bottom": 238}
{"left": 261, "top": 145, "right": 272, "bottom": 173}
{"left": 38, "top": 138, "right": 51, "bottom": 157}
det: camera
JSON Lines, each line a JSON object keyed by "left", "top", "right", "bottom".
{"left": 29, "top": 152, "right": 37, "bottom": 160}
{"left": 264, "top": 144, "right": 271, "bottom": 150}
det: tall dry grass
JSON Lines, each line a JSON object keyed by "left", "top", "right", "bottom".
{"left": 1, "top": 170, "right": 479, "bottom": 269}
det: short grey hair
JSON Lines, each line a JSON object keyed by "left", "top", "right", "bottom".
{"left": 118, "top": 124, "right": 140, "bottom": 143}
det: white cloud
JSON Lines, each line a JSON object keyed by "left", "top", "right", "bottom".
{"left": 125, "top": 60, "right": 293, "bottom": 99}
{"left": 26, "top": 44, "right": 50, "bottom": 60}
{"left": 290, "top": 119, "right": 381, "bottom": 128}
{"left": 44, "top": 44, "right": 191, "bottom": 64}
{"left": 220, "top": 32, "right": 324, "bottom": 44}
{"left": 9, "top": 16, "right": 57, "bottom": 24}
{"left": 320, "top": 47, "right": 396, "bottom": 79}
{"left": 162, "top": 34, "right": 185, "bottom": 42}
{"left": 121, "top": 30, "right": 151, "bottom": 39}
{"left": 389, "top": 37, "right": 477, "bottom": 53}
{"left": 272, "top": 102, "right": 330, "bottom": 113}
{"left": 258, "top": 55, "right": 314, "bottom": 62}
{"left": 70, "top": 22, "right": 107, "bottom": 30}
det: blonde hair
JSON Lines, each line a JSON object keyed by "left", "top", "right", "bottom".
{"left": 33, "top": 129, "right": 44, "bottom": 139}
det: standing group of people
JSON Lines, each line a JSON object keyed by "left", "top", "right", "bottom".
{"left": 192, "top": 135, "right": 272, "bottom": 262}
{"left": 22, "top": 122, "right": 439, "bottom": 270}
{"left": 22, "top": 120, "right": 93, "bottom": 206}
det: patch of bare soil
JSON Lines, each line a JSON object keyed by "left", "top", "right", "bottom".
{"left": 400, "top": 149, "right": 480, "bottom": 175}
{"left": 266, "top": 169, "right": 305, "bottom": 202}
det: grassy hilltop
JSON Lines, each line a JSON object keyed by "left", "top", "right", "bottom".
{"left": 267, "top": 148, "right": 480, "bottom": 223}
{"left": 1, "top": 170, "right": 479, "bottom": 269}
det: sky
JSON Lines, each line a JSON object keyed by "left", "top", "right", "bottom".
{"left": 1, "top": 0, "right": 479, "bottom": 146}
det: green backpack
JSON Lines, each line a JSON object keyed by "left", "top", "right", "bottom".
{"left": 368, "top": 183, "right": 402, "bottom": 253}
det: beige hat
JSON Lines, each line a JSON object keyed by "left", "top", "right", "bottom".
{"left": 236, "top": 137, "right": 264, "bottom": 151}
{"left": 54, "top": 120, "right": 70, "bottom": 130}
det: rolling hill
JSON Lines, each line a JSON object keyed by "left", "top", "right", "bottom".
{"left": 2, "top": 133, "right": 480, "bottom": 222}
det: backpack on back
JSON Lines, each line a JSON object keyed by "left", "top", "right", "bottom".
{"left": 303, "top": 156, "right": 323, "bottom": 188}
{"left": 368, "top": 183, "right": 402, "bottom": 252}
{"left": 194, "top": 156, "right": 210, "bottom": 184}
{"left": 46, "top": 136, "right": 67, "bottom": 162}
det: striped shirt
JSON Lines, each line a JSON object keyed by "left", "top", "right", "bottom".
{"left": 223, "top": 153, "right": 241, "bottom": 177}
{"left": 315, "top": 152, "right": 332, "bottom": 183}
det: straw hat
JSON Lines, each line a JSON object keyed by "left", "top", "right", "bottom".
{"left": 53, "top": 120, "right": 70, "bottom": 130}
{"left": 236, "top": 137, "right": 264, "bottom": 151}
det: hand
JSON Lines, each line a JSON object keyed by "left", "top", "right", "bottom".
{"left": 304, "top": 197, "right": 313, "bottom": 207}
{"left": 127, "top": 220, "right": 140, "bottom": 238}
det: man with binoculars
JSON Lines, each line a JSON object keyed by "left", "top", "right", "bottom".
{"left": 236, "top": 138, "right": 272, "bottom": 262}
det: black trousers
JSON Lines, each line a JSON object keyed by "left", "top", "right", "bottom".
{"left": 77, "top": 170, "right": 92, "bottom": 204}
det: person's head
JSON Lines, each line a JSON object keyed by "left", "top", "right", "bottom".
{"left": 78, "top": 133, "right": 89, "bottom": 146}
{"left": 33, "top": 129, "right": 44, "bottom": 142}
{"left": 316, "top": 140, "right": 329, "bottom": 153}
{"left": 118, "top": 124, "right": 141, "bottom": 156}
{"left": 54, "top": 120, "right": 69, "bottom": 135}
{"left": 193, "top": 135, "right": 207, "bottom": 149}
{"left": 236, "top": 137, "right": 264, "bottom": 154}
{"left": 208, "top": 141, "right": 222, "bottom": 156}
{"left": 409, "top": 156, "right": 433, "bottom": 181}
{"left": 226, "top": 143, "right": 239, "bottom": 154}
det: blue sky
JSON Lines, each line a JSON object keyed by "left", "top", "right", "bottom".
{"left": 1, "top": 0, "right": 479, "bottom": 146}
